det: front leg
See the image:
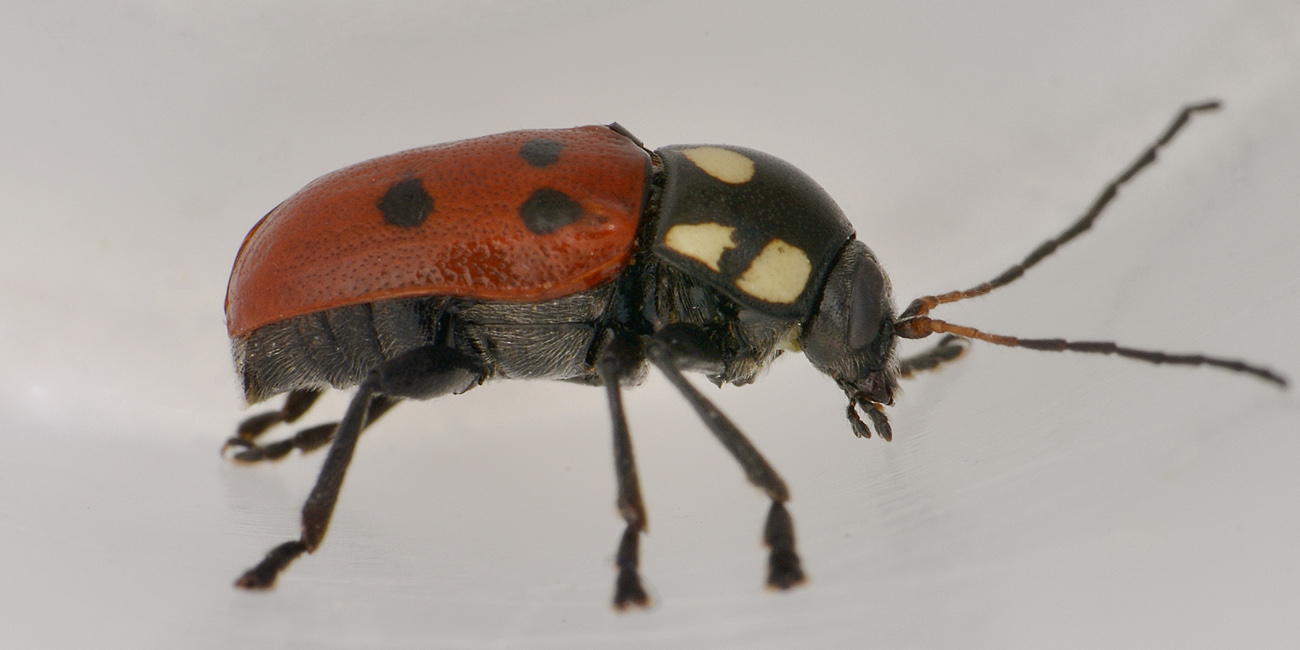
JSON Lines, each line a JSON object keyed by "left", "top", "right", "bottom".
{"left": 645, "top": 323, "right": 806, "bottom": 590}
{"left": 898, "top": 334, "right": 968, "bottom": 378}
{"left": 841, "top": 335, "right": 970, "bottom": 441}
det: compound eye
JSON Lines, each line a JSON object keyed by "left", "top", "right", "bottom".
{"left": 847, "top": 256, "right": 887, "bottom": 351}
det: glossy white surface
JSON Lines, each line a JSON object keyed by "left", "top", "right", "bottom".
{"left": 2, "top": 2, "right": 1298, "bottom": 648}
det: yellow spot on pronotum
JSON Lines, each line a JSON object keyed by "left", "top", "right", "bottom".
{"left": 664, "top": 223, "right": 737, "bottom": 272}
{"left": 681, "top": 147, "right": 755, "bottom": 184}
{"left": 735, "top": 239, "right": 812, "bottom": 304}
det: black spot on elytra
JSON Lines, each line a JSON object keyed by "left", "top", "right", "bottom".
{"left": 519, "top": 188, "right": 582, "bottom": 234}
{"left": 519, "top": 138, "right": 564, "bottom": 167}
{"left": 378, "top": 178, "right": 433, "bottom": 228}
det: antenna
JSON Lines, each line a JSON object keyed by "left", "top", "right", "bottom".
{"left": 893, "top": 101, "right": 1287, "bottom": 388}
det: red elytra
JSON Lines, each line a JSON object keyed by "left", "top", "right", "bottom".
{"left": 225, "top": 126, "right": 651, "bottom": 338}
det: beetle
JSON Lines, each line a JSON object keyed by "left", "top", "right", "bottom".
{"left": 225, "top": 102, "right": 1285, "bottom": 608}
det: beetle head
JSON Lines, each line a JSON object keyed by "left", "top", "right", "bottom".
{"left": 800, "top": 240, "right": 900, "bottom": 439}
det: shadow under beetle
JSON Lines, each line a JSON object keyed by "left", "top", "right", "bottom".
{"left": 224, "top": 102, "right": 1286, "bottom": 608}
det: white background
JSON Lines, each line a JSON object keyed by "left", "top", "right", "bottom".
{"left": 2, "top": 2, "right": 1298, "bottom": 648}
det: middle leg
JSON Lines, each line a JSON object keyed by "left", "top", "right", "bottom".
{"left": 595, "top": 331, "right": 651, "bottom": 609}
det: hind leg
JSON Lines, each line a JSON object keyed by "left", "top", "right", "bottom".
{"left": 229, "top": 388, "right": 322, "bottom": 441}
{"left": 235, "top": 345, "right": 485, "bottom": 589}
{"left": 224, "top": 393, "right": 401, "bottom": 462}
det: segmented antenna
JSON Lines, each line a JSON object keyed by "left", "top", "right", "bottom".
{"left": 894, "top": 101, "right": 1287, "bottom": 388}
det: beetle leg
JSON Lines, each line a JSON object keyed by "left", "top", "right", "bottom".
{"left": 841, "top": 335, "right": 968, "bottom": 442}
{"left": 898, "top": 334, "right": 969, "bottom": 379}
{"left": 235, "top": 345, "right": 485, "bottom": 590}
{"left": 644, "top": 323, "right": 806, "bottom": 591}
{"left": 226, "top": 387, "right": 323, "bottom": 447}
{"left": 595, "top": 331, "right": 651, "bottom": 609}
{"left": 840, "top": 396, "right": 883, "bottom": 440}
{"left": 224, "top": 396, "right": 400, "bottom": 463}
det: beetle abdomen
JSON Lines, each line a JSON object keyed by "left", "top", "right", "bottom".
{"left": 235, "top": 282, "right": 620, "bottom": 404}
{"left": 234, "top": 299, "right": 441, "bottom": 404}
